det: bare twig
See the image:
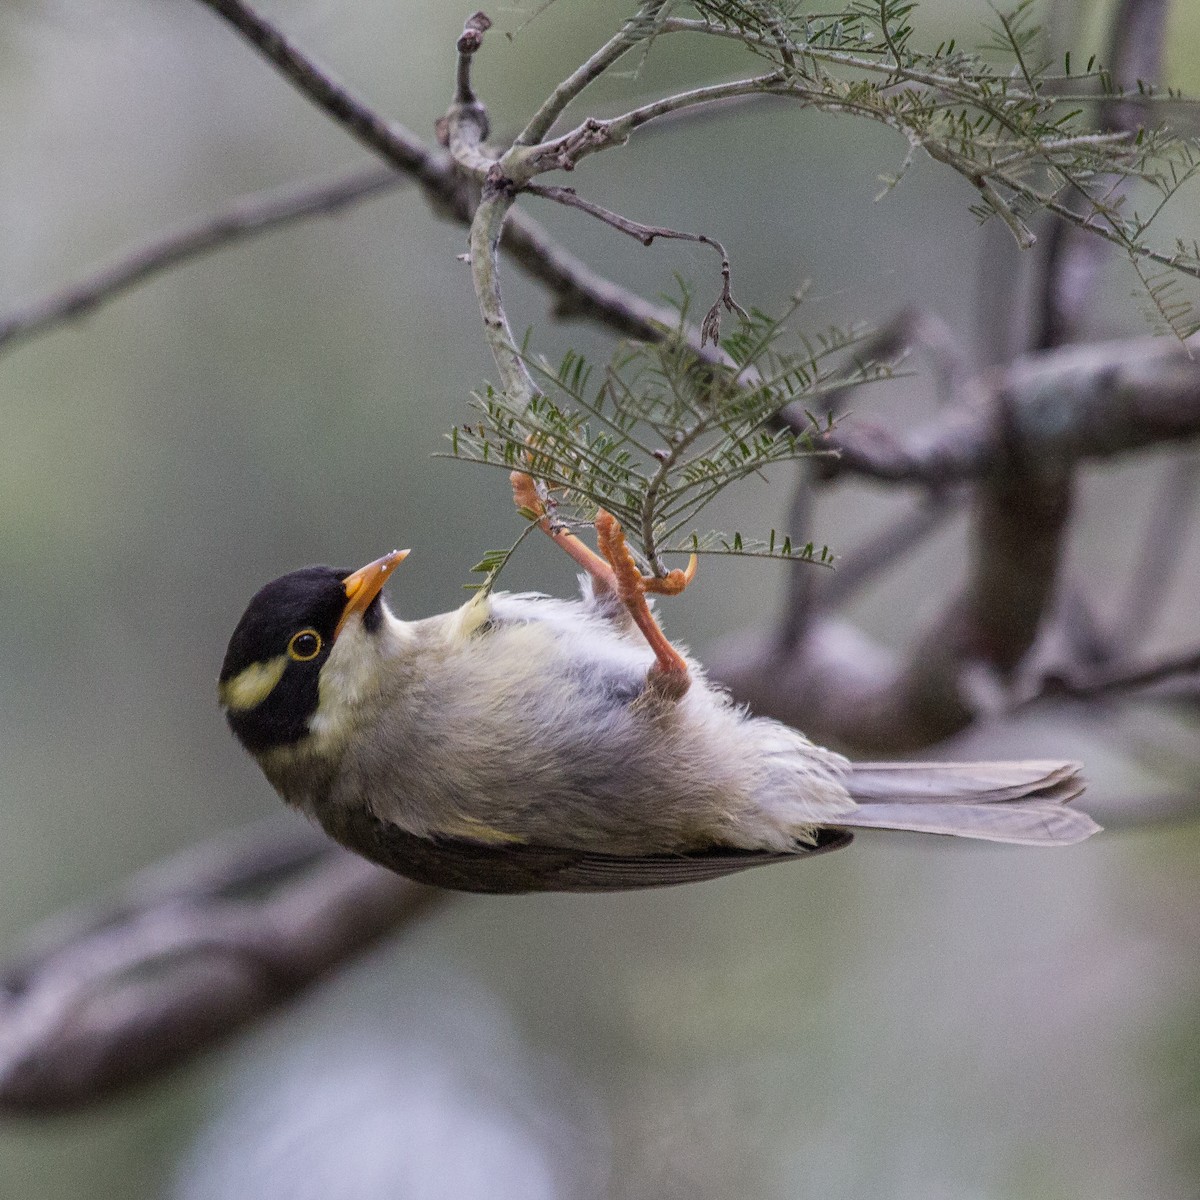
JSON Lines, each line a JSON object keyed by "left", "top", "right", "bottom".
{"left": 444, "top": 11, "right": 496, "bottom": 176}
{"left": 0, "top": 166, "right": 401, "bottom": 356}
{"left": 186, "top": 0, "right": 729, "bottom": 363}
{"left": 0, "top": 820, "right": 447, "bottom": 1112}
{"left": 197, "top": 0, "right": 447, "bottom": 185}
{"left": 1046, "top": 644, "right": 1200, "bottom": 701}
{"left": 499, "top": 209, "right": 690, "bottom": 340}
{"left": 524, "top": 184, "right": 747, "bottom": 343}
{"left": 455, "top": 11, "right": 492, "bottom": 106}
{"left": 515, "top": 2, "right": 668, "bottom": 147}
{"left": 439, "top": 14, "right": 542, "bottom": 418}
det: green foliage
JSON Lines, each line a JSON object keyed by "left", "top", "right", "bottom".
{"left": 654, "top": 0, "right": 1200, "bottom": 332}
{"left": 457, "top": 0, "right": 1200, "bottom": 585}
{"left": 446, "top": 298, "right": 896, "bottom": 581}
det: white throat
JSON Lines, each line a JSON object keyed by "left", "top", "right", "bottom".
{"left": 308, "top": 603, "right": 412, "bottom": 751}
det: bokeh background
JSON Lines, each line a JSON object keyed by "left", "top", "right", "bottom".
{"left": 2, "top": 0, "right": 1200, "bottom": 1196}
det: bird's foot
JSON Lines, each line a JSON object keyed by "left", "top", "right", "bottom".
{"left": 510, "top": 470, "right": 617, "bottom": 594}
{"left": 511, "top": 471, "right": 696, "bottom": 700}
{"left": 593, "top": 510, "right": 696, "bottom": 699}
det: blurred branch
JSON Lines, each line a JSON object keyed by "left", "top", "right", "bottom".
{"left": 0, "top": 820, "right": 446, "bottom": 1113}
{"left": 1109, "top": 454, "right": 1200, "bottom": 656}
{"left": 0, "top": 0, "right": 717, "bottom": 366}
{"left": 818, "top": 492, "right": 961, "bottom": 611}
{"left": 1045, "top": 644, "right": 1200, "bottom": 702}
{"left": 1032, "top": 0, "right": 1168, "bottom": 352}
{"left": 0, "top": 166, "right": 402, "bottom": 357}
{"left": 776, "top": 309, "right": 968, "bottom": 651}
{"left": 724, "top": 25, "right": 1198, "bottom": 757}
{"left": 815, "top": 334, "right": 1200, "bottom": 485}
{"left": 720, "top": 328, "right": 1200, "bottom": 751}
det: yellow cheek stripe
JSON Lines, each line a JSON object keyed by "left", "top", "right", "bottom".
{"left": 219, "top": 655, "right": 287, "bottom": 711}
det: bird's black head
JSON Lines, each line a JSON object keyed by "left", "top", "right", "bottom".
{"left": 219, "top": 552, "right": 407, "bottom": 753}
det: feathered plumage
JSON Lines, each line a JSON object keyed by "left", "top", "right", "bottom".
{"left": 221, "top": 569, "right": 1098, "bottom": 894}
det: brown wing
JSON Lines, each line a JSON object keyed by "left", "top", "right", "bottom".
{"left": 320, "top": 806, "right": 852, "bottom": 894}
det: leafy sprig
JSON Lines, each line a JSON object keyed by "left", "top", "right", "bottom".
{"left": 648, "top": 1, "right": 1200, "bottom": 333}
{"left": 445, "top": 299, "right": 898, "bottom": 582}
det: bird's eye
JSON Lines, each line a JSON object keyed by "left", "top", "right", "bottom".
{"left": 288, "top": 629, "right": 322, "bottom": 662}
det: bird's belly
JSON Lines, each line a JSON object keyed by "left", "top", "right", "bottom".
{"left": 334, "top": 620, "right": 757, "bottom": 853}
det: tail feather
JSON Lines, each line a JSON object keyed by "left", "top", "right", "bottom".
{"left": 837, "top": 760, "right": 1098, "bottom": 845}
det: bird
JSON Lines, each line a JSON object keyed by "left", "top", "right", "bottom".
{"left": 219, "top": 473, "right": 1099, "bottom": 894}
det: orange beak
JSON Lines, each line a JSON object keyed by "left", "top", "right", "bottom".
{"left": 335, "top": 549, "right": 410, "bottom": 637}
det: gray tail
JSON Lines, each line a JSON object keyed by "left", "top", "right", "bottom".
{"left": 839, "top": 760, "right": 1098, "bottom": 845}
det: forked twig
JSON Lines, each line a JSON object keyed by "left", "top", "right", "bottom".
{"left": 524, "top": 184, "right": 748, "bottom": 344}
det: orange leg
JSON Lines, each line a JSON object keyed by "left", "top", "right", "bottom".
{"left": 511, "top": 473, "right": 698, "bottom": 698}
{"left": 511, "top": 471, "right": 617, "bottom": 595}
{"left": 594, "top": 511, "right": 697, "bottom": 699}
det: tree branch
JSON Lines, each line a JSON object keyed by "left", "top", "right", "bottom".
{"left": 1041, "top": 644, "right": 1200, "bottom": 703}
{"left": 523, "top": 184, "right": 746, "bottom": 344}
{"left": 813, "top": 334, "right": 1200, "bottom": 485}
{"left": 188, "top": 0, "right": 737, "bottom": 364}
{"left": 717, "top": 329, "right": 1200, "bottom": 750}
{"left": 196, "top": 0, "right": 444, "bottom": 184}
{"left": 0, "top": 166, "right": 401, "bottom": 357}
{"left": 514, "top": 2, "right": 666, "bottom": 147}
{"left": 0, "top": 820, "right": 446, "bottom": 1113}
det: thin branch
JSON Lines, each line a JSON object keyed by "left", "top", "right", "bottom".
{"left": 445, "top": 11, "right": 496, "bottom": 176}
{"left": 186, "top": 0, "right": 747, "bottom": 370}
{"left": 196, "top": 0, "right": 443, "bottom": 184}
{"left": 442, "top": 16, "right": 541, "bottom": 415}
{"left": 0, "top": 166, "right": 401, "bottom": 356}
{"left": 455, "top": 11, "right": 491, "bottom": 106}
{"left": 818, "top": 492, "right": 961, "bottom": 610}
{"left": 523, "top": 184, "right": 747, "bottom": 343}
{"left": 0, "top": 0, "right": 693, "bottom": 378}
{"left": 775, "top": 309, "right": 967, "bottom": 647}
{"left": 0, "top": 821, "right": 447, "bottom": 1112}
{"left": 500, "top": 207, "right": 712, "bottom": 348}
{"left": 1046, "top": 644, "right": 1200, "bottom": 701}
{"left": 1032, "top": 0, "right": 1171, "bottom": 352}
{"left": 521, "top": 74, "right": 785, "bottom": 176}
{"left": 515, "top": 2, "right": 667, "bottom": 147}
{"left": 774, "top": 467, "right": 818, "bottom": 652}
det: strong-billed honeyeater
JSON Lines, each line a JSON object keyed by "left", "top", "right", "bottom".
{"left": 219, "top": 475, "right": 1098, "bottom": 893}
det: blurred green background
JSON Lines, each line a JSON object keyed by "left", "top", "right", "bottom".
{"left": 2, "top": 0, "right": 1199, "bottom": 1196}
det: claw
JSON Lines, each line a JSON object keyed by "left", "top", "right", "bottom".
{"left": 642, "top": 553, "right": 698, "bottom": 596}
